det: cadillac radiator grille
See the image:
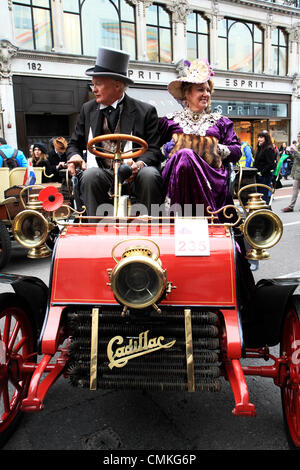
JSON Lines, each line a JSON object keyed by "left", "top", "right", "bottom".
{"left": 66, "top": 306, "right": 221, "bottom": 392}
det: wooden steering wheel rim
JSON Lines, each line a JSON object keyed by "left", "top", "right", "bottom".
{"left": 87, "top": 133, "right": 148, "bottom": 160}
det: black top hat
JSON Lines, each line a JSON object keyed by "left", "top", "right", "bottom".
{"left": 85, "top": 47, "right": 134, "bottom": 85}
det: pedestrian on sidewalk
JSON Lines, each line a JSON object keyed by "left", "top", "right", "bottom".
{"left": 0, "top": 137, "right": 27, "bottom": 168}
{"left": 254, "top": 130, "right": 276, "bottom": 205}
{"left": 282, "top": 132, "right": 300, "bottom": 212}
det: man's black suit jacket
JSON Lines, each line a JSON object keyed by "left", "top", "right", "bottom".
{"left": 66, "top": 94, "right": 162, "bottom": 167}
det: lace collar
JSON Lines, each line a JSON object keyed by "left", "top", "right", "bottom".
{"left": 166, "top": 108, "right": 221, "bottom": 136}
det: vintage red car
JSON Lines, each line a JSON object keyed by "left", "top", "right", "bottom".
{"left": 0, "top": 134, "right": 299, "bottom": 449}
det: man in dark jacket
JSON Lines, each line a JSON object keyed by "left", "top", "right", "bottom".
{"left": 48, "top": 137, "right": 68, "bottom": 182}
{"left": 66, "top": 47, "right": 163, "bottom": 216}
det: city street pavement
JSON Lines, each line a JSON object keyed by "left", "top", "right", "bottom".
{"left": 1, "top": 177, "right": 300, "bottom": 453}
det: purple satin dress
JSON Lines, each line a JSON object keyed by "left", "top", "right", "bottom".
{"left": 159, "top": 110, "right": 255, "bottom": 300}
{"left": 159, "top": 111, "right": 241, "bottom": 215}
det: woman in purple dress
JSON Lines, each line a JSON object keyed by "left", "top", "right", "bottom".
{"left": 160, "top": 59, "right": 255, "bottom": 303}
{"left": 159, "top": 59, "right": 241, "bottom": 218}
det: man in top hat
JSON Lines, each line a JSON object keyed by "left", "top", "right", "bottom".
{"left": 66, "top": 46, "right": 163, "bottom": 216}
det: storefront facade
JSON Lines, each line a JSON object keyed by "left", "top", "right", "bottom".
{"left": 1, "top": 0, "right": 300, "bottom": 156}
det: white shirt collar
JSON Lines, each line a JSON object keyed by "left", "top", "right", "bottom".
{"left": 99, "top": 93, "right": 125, "bottom": 110}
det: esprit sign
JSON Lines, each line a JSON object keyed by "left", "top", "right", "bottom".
{"left": 212, "top": 101, "right": 288, "bottom": 118}
{"left": 213, "top": 75, "right": 292, "bottom": 95}
{"left": 224, "top": 78, "right": 265, "bottom": 89}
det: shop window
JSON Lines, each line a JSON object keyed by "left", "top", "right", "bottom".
{"left": 13, "top": 0, "right": 53, "bottom": 52}
{"left": 62, "top": 0, "right": 137, "bottom": 59}
{"left": 233, "top": 119, "right": 289, "bottom": 150}
{"left": 217, "top": 19, "right": 263, "bottom": 73}
{"left": 187, "top": 12, "right": 209, "bottom": 62}
{"left": 269, "top": 119, "right": 289, "bottom": 147}
{"left": 233, "top": 121, "right": 252, "bottom": 146}
{"left": 146, "top": 4, "right": 172, "bottom": 63}
{"left": 271, "top": 28, "right": 288, "bottom": 76}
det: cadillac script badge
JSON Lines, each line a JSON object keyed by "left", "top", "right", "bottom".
{"left": 107, "top": 330, "right": 176, "bottom": 369}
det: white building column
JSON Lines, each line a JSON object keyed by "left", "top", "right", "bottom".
{"left": 50, "top": 0, "right": 65, "bottom": 52}
{"left": 287, "top": 24, "right": 300, "bottom": 76}
{"left": 0, "top": 40, "right": 18, "bottom": 146}
{"left": 287, "top": 25, "right": 300, "bottom": 141}
{"left": 1, "top": 2, "right": 18, "bottom": 145}
{"left": 133, "top": 0, "right": 152, "bottom": 61}
{"left": 206, "top": 1, "right": 223, "bottom": 69}
{"left": 208, "top": 16, "right": 219, "bottom": 68}
{"left": 2, "top": 0, "right": 15, "bottom": 44}
{"left": 168, "top": 0, "right": 191, "bottom": 63}
{"left": 291, "top": 77, "right": 300, "bottom": 141}
{"left": 261, "top": 15, "right": 273, "bottom": 74}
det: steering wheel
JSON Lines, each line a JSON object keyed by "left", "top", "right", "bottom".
{"left": 87, "top": 133, "right": 148, "bottom": 159}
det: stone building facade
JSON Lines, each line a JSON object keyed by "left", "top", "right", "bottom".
{"left": 1, "top": 0, "right": 300, "bottom": 155}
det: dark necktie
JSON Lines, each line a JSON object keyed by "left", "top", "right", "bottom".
{"left": 103, "top": 105, "right": 120, "bottom": 132}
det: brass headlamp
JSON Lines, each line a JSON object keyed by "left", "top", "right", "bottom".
{"left": 13, "top": 186, "right": 54, "bottom": 258}
{"left": 108, "top": 239, "right": 168, "bottom": 314}
{"left": 238, "top": 183, "right": 283, "bottom": 260}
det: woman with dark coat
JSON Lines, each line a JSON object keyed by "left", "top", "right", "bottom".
{"left": 32, "top": 142, "right": 53, "bottom": 183}
{"left": 254, "top": 131, "right": 276, "bottom": 205}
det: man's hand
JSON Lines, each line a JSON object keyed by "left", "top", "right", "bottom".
{"left": 67, "top": 154, "right": 86, "bottom": 176}
{"left": 126, "top": 160, "right": 145, "bottom": 182}
{"left": 56, "top": 161, "right": 68, "bottom": 170}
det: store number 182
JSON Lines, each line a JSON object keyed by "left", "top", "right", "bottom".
{"left": 27, "top": 62, "right": 42, "bottom": 71}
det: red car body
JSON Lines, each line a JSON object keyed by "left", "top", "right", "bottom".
{"left": 0, "top": 152, "right": 299, "bottom": 449}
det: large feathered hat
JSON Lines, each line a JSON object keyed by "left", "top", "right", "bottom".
{"left": 168, "top": 58, "right": 214, "bottom": 101}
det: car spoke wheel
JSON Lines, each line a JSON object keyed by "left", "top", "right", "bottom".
{"left": 281, "top": 297, "right": 300, "bottom": 449}
{"left": 0, "top": 293, "right": 36, "bottom": 447}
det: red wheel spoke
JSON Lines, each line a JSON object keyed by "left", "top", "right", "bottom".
{"left": 12, "top": 336, "right": 28, "bottom": 355}
{"left": 1, "top": 382, "right": 10, "bottom": 416}
{"left": 7, "top": 320, "right": 21, "bottom": 352}
{"left": 2, "top": 314, "right": 11, "bottom": 348}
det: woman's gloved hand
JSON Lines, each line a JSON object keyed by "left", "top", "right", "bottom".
{"left": 163, "top": 139, "right": 175, "bottom": 159}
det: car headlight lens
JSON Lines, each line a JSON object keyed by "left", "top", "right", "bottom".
{"left": 243, "top": 209, "right": 283, "bottom": 250}
{"left": 110, "top": 249, "right": 167, "bottom": 309}
{"left": 13, "top": 210, "right": 49, "bottom": 248}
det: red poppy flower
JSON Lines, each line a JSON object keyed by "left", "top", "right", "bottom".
{"left": 38, "top": 186, "right": 64, "bottom": 212}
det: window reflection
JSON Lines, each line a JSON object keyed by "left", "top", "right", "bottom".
{"left": 63, "top": 12, "right": 81, "bottom": 55}
{"left": 82, "top": 0, "right": 120, "bottom": 55}
{"left": 62, "top": 0, "right": 80, "bottom": 13}
{"left": 13, "top": 0, "right": 53, "bottom": 52}
{"left": 187, "top": 12, "right": 209, "bottom": 61}
{"left": 229, "top": 22, "right": 252, "bottom": 72}
{"left": 146, "top": 4, "right": 172, "bottom": 63}
{"left": 217, "top": 19, "right": 263, "bottom": 73}
{"left": 272, "top": 28, "right": 287, "bottom": 75}
{"left": 33, "top": 7, "right": 52, "bottom": 51}
{"left": 62, "top": 0, "right": 136, "bottom": 58}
